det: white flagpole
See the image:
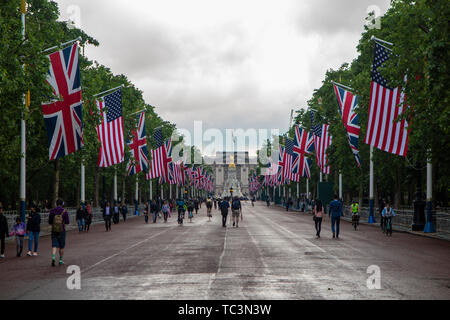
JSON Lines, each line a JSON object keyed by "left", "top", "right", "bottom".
{"left": 149, "top": 179, "right": 152, "bottom": 200}
{"left": 424, "top": 151, "right": 435, "bottom": 232}
{"left": 135, "top": 175, "right": 139, "bottom": 215}
{"left": 81, "top": 162, "right": 85, "bottom": 206}
{"left": 368, "top": 146, "right": 375, "bottom": 223}
{"left": 113, "top": 169, "right": 117, "bottom": 204}
{"left": 19, "top": 1, "right": 26, "bottom": 222}
{"left": 339, "top": 170, "right": 342, "bottom": 200}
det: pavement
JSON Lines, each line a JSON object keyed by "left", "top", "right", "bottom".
{"left": 0, "top": 201, "right": 449, "bottom": 300}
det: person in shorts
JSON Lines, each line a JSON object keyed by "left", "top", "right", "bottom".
{"left": 231, "top": 196, "right": 243, "bottom": 228}
{"left": 48, "top": 199, "right": 69, "bottom": 267}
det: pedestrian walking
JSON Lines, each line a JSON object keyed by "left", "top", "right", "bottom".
{"left": 266, "top": 197, "right": 270, "bottom": 207}
{"left": 176, "top": 198, "right": 186, "bottom": 225}
{"left": 194, "top": 198, "right": 199, "bottom": 215}
{"left": 329, "top": 195, "right": 343, "bottom": 239}
{"left": 187, "top": 199, "right": 194, "bottom": 223}
{"left": 84, "top": 202, "right": 93, "bottom": 232}
{"left": 26, "top": 204, "right": 41, "bottom": 256}
{"left": 76, "top": 204, "right": 85, "bottom": 232}
{"left": 231, "top": 196, "right": 243, "bottom": 228}
{"left": 214, "top": 198, "right": 217, "bottom": 210}
{"left": 10, "top": 217, "right": 26, "bottom": 257}
{"left": 206, "top": 197, "right": 213, "bottom": 221}
{"left": 313, "top": 199, "right": 323, "bottom": 238}
{"left": 144, "top": 201, "right": 150, "bottom": 224}
{"left": 219, "top": 199, "right": 230, "bottom": 227}
{"left": 162, "top": 201, "right": 170, "bottom": 223}
{"left": 0, "top": 205, "right": 8, "bottom": 258}
{"left": 121, "top": 203, "right": 128, "bottom": 222}
{"left": 351, "top": 200, "right": 360, "bottom": 230}
{"left": 103, "top": 201, "right": 112, "bottom": 231}
{"left": 150, "top": 200, "right": 158, "bottom": 223}
{"left": 113, "top": 203, "right": 120, "bottom": 224}
{"left": 382, "top": 202, "right": 396, "bottom": 236}
{"left": 49, "top": 199, "right": 69, "bottom": 266}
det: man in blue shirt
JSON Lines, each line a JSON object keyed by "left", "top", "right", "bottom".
{"left": 329, "top": 195, "right": 343, "bottom": 239}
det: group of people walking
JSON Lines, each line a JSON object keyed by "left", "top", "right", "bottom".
{"left": 311, "top": 195, "right": 396, "bottom": 238}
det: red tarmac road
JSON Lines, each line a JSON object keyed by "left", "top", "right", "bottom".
{"left": 0, "top": 202, "right": 449, "bottom": 300}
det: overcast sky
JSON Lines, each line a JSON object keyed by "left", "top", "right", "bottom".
{"left": 55, "top": 0, "right": 391, "bottom": 156}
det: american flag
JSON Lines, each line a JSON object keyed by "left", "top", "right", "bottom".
{"left": 333, "top": 84, "right": 361, "bottom": 167}
{"left": 364, "top": 42, "right": 410, "bottom": 156}
{"left": 147, "top": 137, "right": 173, "bottom": 184}
{"left": 126, "top": 112, "right": 148, "bottom": 175}
{"left": 95, "top": 89, "right": 124, "bottom": 167}
{"left": 153, "top": 127, "right": 163, "bottom": 148}
{"left": 41, "top": 43, "right": 83, "bottom": 160}
{"left": 311, "top": 111, "right": 332, "bottom": 174}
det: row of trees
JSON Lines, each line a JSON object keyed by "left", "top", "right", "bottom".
{"left": 0, "top": 0, "right": 207, "bottom": 210}
{"left": 255, "top": 0, "right": 449, "bottom": 208}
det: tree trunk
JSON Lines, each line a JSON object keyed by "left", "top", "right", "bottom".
{"left": 94, "top": 166, "right": 99, "bottom": 208}
{"left": 52, "top": 159, "right": 60, "bottom": 207}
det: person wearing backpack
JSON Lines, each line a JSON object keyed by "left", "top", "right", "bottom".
{"left": 48, "top": 199, "right": 69, "bottom": 266}
{"left": 26, "top": 204, "right": 41, "bottom": 256}
{"left": 206, "top": 197, "right": 213, "bottom": 221}
{"left": 219, "top": 199, "right": 229, "bottom": 228}
{"left": 231, "top": 196, "right": 242, "bottom": 228}
{"left": 10, "top": 217, "right": 26, "bottom": 257}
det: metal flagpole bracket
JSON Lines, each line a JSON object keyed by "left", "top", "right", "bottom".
{"left": 128, "top": 109, "right": 146, "bottom": 117}
{"left": 330, "top": 80, "right": 354, "bottom": 91}
{"left": 42, "top": 36, "right": 82, "bottom": 54}
{"left": 93, "top": 84, "right": 125, "bottom": 98}
{"left": 370, "top": 35, "right": 393, "bottom": 46}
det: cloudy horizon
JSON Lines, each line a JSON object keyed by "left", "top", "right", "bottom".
{"left": 55, "top": 0, "right": 391, "bottom": 156}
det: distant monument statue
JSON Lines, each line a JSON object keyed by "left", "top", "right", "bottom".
{"left": 221, "top": 154, "right": 243, "bottom": 198}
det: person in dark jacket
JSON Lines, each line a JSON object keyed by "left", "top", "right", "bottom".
{"left": 102, "top": 202, "right": 112, "bottom": 231}
{"left": 121, "top": 203, "right": 128, "bottom": 222}
{"left": 48, "top": 199, "right": 70, "bottom": 266}
{"left": 76, "top": 205, "right": 85, "bottom": 233}
{"left": 150, "top": 200, "right": 158, "bottom": 223}
{"left": 84, "top": 202, "right": 93, "bottom": 232}
{"left": 26, "top": 204, "right": 41, "bottom": 256}
{"left": 0, "top": 205, "right": 8, "bottom": 258}
{"left": 329, "top": 195, "right": 343, "bottom": 239}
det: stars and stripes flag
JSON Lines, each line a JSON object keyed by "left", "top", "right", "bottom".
{"left": 311, "top": 111, "right": 332, "bottom": 174}
{"left": 126, "top": 112, "right": 148, "bottom": 175}
{"left": 333, "top": 84, "right": 361, "bottom": 167}
{"left": 41, "top": 42, "right": 83, "bottom": 160}
{"left": 95, "top": 89, "right": 124, "bottom": 167}
{"left": 364, "top": 42, "right": 410, "bottom": 156}
{"left": 292, "top": 126, "right": 314, "bottom": 179}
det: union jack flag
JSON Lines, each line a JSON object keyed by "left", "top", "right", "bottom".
{"left": 41, "top": 43, "right": 83, "bottom": 160}
{"left": 333, "top": 84, "right": 361, "bottom": 167}
{"left": 292, "top": 126, "right": 314, "bottom": 180}
{"left": 127, "top": 112, "right": 148, "bottom": 175}
{"left": 147, "top": 138, "right": 173, "bottom": 184}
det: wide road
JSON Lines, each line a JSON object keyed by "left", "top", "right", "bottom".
{"left": 1, "top": 201, "right": 449, "bottom": 300}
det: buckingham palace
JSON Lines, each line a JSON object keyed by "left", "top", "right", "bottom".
{"left": 204, "top": 151, "right": 258, "bottom": 197}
